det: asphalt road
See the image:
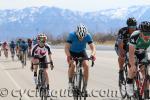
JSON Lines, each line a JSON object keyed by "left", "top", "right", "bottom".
{"left": 1, "top": 48, "right": 148, "bottom": 100}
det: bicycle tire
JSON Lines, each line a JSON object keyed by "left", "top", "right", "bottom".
{"left": 72, "top": 74, "right": 79, "bottom": 100}
{"left": 119, "top": 64, "right": 128, "bottom": 99}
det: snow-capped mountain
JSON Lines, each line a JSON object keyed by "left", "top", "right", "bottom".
{"left": 0, "top": 5, "right": 150, "bottom": 40}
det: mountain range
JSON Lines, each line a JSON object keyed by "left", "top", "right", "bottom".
{"left": 0, "top": 5, "right": 150, "bottom": 40}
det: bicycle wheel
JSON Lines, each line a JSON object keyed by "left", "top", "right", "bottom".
{"left": 24, "top": 52, "right": 26, "bottom": 66}
{"left": 133, "top": 71, "right": 143, "bottom": 100}
{"left": 72, "top": 74, "right": 79, "bottom": 100}
{"left": 44, "top": 89, "right": 48, "bottom": 100}
{"left": 11, "top": 51, "right": 15, "bottom": 61}
{"left": 41, "top": 70, "right": 48, "bottom": 99}
{"left": 119, "top": 64, "right": 127, "bottom": 99}
{"left": 40, "top": 88, "right": 44, "bottom": 100}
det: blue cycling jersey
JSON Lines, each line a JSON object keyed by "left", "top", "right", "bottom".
{"left": 10, "top": 43, "right": 16, "bottom": 48}
{"left": 67, "top": 32, "right": 93, "bottom": 53}
{"left": 19, "top": 42, "right": 28, "bottom": 51}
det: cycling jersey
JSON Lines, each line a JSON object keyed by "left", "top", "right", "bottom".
{"left": 115, "top": 27, "right": 136, "bottom": 50}
{"left": 2, "top": 43, "right": 8, "bottom": 50}
{"left": 16, "top": 41, "right": 21, "bottom": 47}
{"left": 67, "top": 32, "right": 93, "bottom": 53}
{"left": 129, "top": 30, "right": 150, "bottom": 50}
{"left": 31, "top": 43, "right": 51, "bottom": 58}
{"left": 19, "top": 42, "right": 28, "bottom": 52}
{"left": 10, "top": 42, "right": 16, "bottom": 49}
{"left": 27, "top": 40, "right": 32, "bottom": 49}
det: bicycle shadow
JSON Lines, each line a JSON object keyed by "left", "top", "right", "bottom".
{"left": 4, "top": 67, "right": 23, "bottom": 70}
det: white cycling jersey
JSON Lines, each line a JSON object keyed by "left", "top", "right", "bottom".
{"left": 31, "top": 43, "right": 51, "bottom": 58}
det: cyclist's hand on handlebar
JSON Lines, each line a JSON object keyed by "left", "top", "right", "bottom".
{"left": 67, "top": 56, "right": 72, "bottom": 63}
{"left": 30, "top": 65, "right": 33, "bottom": 72}
{"left": 50, "top": 61, "right": 54, "bottom": 70}
{"left": 90, "top": 55, "right": 96, "bottom": 61}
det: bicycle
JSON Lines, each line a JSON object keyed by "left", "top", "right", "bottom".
{"left": 20, "top": 50, "right": 27, "bottom": 68}
{"left": 119, "top": 53, "right": 150, "bottom": 100}
{"left": 71, "top": 57, "right": 94, "bottom": 100}
{"left": 3, "top": 48, "right": 8, "bottom": 58}
{"left": 33, "top": 62, "right": 53, "bottom": 100}
{"left": 10, "top": 48, "right": 15, "bottom": 61}
{"left": 133, "top": 60, "right": 150, "bottom": 100}
{"left": 119, "top": 52, "right": 129, "bottom": 99}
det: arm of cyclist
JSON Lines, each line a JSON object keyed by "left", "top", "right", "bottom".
{"left": 46, "top": 44, "right": 54, "bottom": 70}
{"left": 88, "top": 43, "right": 96, "bottom": 61}
{"left": 118, "top": 40, "right": 125, "bottom": 57}
{"left": 48, "top": 54, "right": 54, "bottom": 70}
{"left": 129, "top": 43, "right": 137, "bottom": 74}
{"left": 65, "top": 43, "right": 71, "bottom": 63}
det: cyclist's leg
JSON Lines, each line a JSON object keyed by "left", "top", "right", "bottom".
{"left": 68, "top": 61, "right": 75, "bottom": 83}
{"left": 116, "top": 46, "right": 126, "bottom": 82}
{"left": 68, "top": 51, "right": 76, "bottom": 84}
{"left": 31, "top": 58, "right": 39, "bottom": 85}
{"left": 42, "top": 57, "right": 49, "bottom": 89}
{"left": 140, "top": 52, "right": 149, "bottom": 98}
{"left": 127, "top": 53, "right": 145, "bottom": 97}
{"left": 82, "top": 60, "right": 89, "bottom": 91}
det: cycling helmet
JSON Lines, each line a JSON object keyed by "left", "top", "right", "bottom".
{"left": 126, "top": 17, "right": 137, "bottom": 26}
{"left": 76, "top": 24, "right": 87, "bottom": 39}
{"left": 37, "top": 33, "right": 47, "bottom": 43}
{"left": 3, "top": 42, "right": 7, "bottom": 44}
{"left": 11, "top": 41, "right": 14, "bottom": 43}
{"left": 139, "top": 21, "right": 150, "bottom": 32}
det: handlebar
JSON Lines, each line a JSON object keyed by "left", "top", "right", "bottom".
{"left": 72, "top": 57, "right": 95, "bottom": 67}
{"left": 33, "top": 62, "right": 53, "bottom": 65}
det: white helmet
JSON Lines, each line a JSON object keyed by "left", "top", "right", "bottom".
{"left": 37, "top": 33, "right": 47, "bottom": 43}
{"left": 76, "top": 24, "right": 87, "bottom": 39}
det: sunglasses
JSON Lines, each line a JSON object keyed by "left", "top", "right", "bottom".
{"left": 38, "top": 37, "right": 46, "bottom": 43}
{"left": 128, "top": 26, "right": 136, "bottom": 29}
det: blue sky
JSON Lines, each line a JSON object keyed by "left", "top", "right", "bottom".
{"left": 0, "top": 0, "right": 150, "bottom": 12}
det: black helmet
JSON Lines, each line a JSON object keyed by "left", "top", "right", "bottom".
{"left": 126, "top": 17, "right": 137, "bottom": 26}
{"left": 139, "top": 21, "right": 150, "bottom": 32}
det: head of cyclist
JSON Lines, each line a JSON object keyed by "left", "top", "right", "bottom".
{"left": 11, "top": 40, "right": 14, "bottom": 44}
{"left": 139, "top": 21, "right": 150, "bottom": 41}
{"left": 27, "top": 38, "right": 32, "bottom": 42}
{"left": 76, "top": 24, "right": 88, "bottom": 41}
{"left": 21, "top": 40, "right": 26, "bottom": 44}
{"left": 126, "top": 17, "right": 137, "bottom": 34}
{"left": 3, "top": 41, "right": 7, "bottom": 45}
{"left": 37, "top": 33, "right": 47, "bottom": 47}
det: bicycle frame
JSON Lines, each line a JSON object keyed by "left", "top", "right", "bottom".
{"left": 135, "top": 62, "right": 149, "bottom": 97}
{"left": 33, "top": 62, "right": 52, "bottom": 100}
{"left": 72, "top": 57, "right": 94, "bottom": 100}
{"left": 20, "top": 50, "right": 27, "bottom": 67}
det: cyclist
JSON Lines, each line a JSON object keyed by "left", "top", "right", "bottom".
{"left": 65, "top": 24, "right": 96, "bottom": 94}
{"left": 9, "top": 40, "right": 16, "bottom": 58}
{"left": 115, "top": 17, "right": 137, "bottom": 83}
{"left": 32, "top": 37, "right": 38, "bottom": 46}
{"left": 16, "top": 39, "right": 22, "bottom": 58}
{"left": 2, "top": 41, "right": 9, "bottom": 58}
{"left": 31, "top": 33, "right": 54, "bottom": 92}
{"left": 127, "top": 21, "right": 150, "bottom": 98}
{"left": 27, "top": 38, "right": 32, "bottom": 57}
{"left": 19, "top": 40, "right": 28, "bottom": 63}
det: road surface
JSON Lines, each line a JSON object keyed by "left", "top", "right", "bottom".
{"left": 1, "top": 48, "right": 148, "bottom": 100}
